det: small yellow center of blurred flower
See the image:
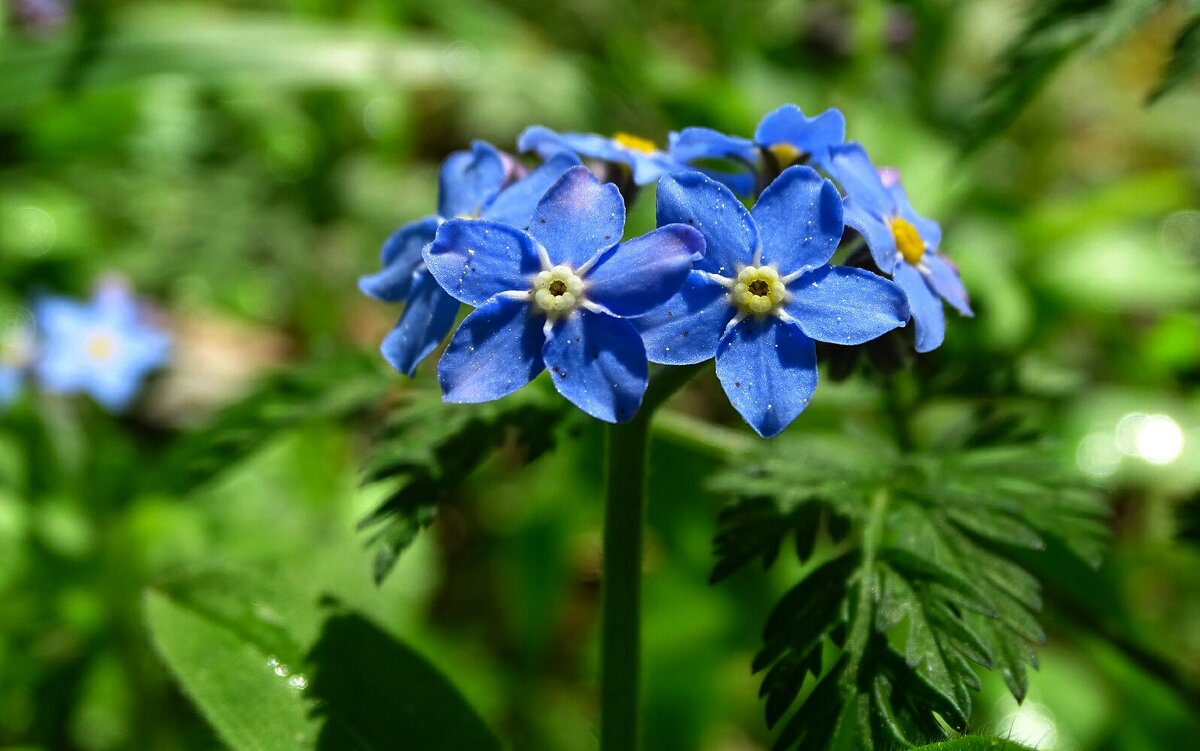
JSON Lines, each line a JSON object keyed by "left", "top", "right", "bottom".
{"left": 732, "top": 266, "right": 787, "bottom": 316}
{"left": 86, "top": 334, "right": 115, "bottom": 362}
{"left": 532, "top": 265, "right": 585, "bottom": 318}
{"left": 768, "top": 143, "right": 803, "bottom": 167}
{"left": 890, "top": 217, "right": 924, "bottom": 265}
{"left": 613, "top": 132, "right": 658, "bottom": 154}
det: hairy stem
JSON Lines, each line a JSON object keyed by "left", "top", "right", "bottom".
{"left": 599, "top": 363, "right": 705, "bottom": 750}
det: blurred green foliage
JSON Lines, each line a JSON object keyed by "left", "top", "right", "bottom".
{"left": 1, "top": 1, "right": 1198, "bottom": 749}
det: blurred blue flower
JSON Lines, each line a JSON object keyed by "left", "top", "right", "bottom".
{"left": 668, "top": 104, "right": 846, "bottom": 196}
{"left": 829, "top": 142, "right": 972, "bottom": 353}
{"left": 359, "top": 140, "right": 578, "bottom": 375}
{"left": 33, "top": 283, "right": 171, "bottom": 411}
{"left": 635, "top": 167, "right": 909, "bottom": 438}
{"left": 424, "top": 166, "right": 703, "bottom": 422}
{"left": 1, "top": 321, "right": 34, "bottom": 408}
{"left": 517, "top": 127, "right": 681, "bottom": 186}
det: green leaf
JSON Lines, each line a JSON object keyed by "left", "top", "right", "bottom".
{"left": 913, "top": 738, "right": 1037, "bottom": 750}
{"left": 308, "top": 613, "right": 502, "bottom": 751}
{"left": 144, "top": 585, "right": 321, "bottom": 750}
{"left": 1148, "top": 12, "right": 1200, "bottom": 103}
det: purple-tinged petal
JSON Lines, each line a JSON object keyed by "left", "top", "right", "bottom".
{"left": 752, "top": 166, "right": 844, "bottom": 275}
{"left": 381, "top": 271, "right": 462, "bottom": 376}
{"left": 635, "top": 272, "right": 734, "bottom": 365}
{"left": 529, "top": 166, "right": 625, "bottom": 267}
{"left": 893, "top": 263, "right": 945, "bottom": 353}
{"left": 754, "top": 105, "right": 845, "bottom": 164}
{"left": 437, "top": 296, "right": 544, "bottom": 401}
{"left": 423, "top": 219, "right": 542, "bottom": 306}
{"left": 543, "top": 310, "right": 647, "bottom": 423}
{"left": 438, "top": 141, "right": 506, "bottom": 219}
{"left": 669, "top": 127, "right": 759, "bottom": 166}
{"left": 361, "top": 218, "right": 440, "bottom": 302}
{"left": 783, "top": 266, "right": 908, "bottom": 345}
{"left": 657, "top": 170, "right": 756, "bottom": 277}
{"left": 887, "top": 181, "right": 942, "bottom": 249}
{"left": 828, "top": 143, "right": 895, "bottom": 217}
{"left": 518, "top": 127, "right": 611, "bottom": 161}
{"left": 843, "top": 198, "right": 898, "bottom": 274}
{"left": 481, "top": 153, "right": 580, "bottom": 229}
{"left": 715, "top": 316, "right": 818, "bottom": 438}
{"left": 584, "top": 224, "right": 702, "bottom": 318}
{"left": 923, "top": 253, "right": 972, "bottom": 316}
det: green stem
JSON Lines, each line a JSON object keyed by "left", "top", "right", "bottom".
{"left": 599, "top": 363, "right": 704, "bottom": 751}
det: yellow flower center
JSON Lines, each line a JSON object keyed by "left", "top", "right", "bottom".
{"left": 86, "top": 333, "right": 115, "bottom": 362}
{"left": 732, "top": 266, "right": 787, "bottom": 316}
{"left": 612, "top": 132, "right": 658, "bottom": 154}
{"left": 890, "top": 217, "right": 925, "bottom": 265}
{"left": 767, "top": 143, "right": 803, "bottom": 167}
{"left": 532, "top": 265, "right": 586, "bottom": 318}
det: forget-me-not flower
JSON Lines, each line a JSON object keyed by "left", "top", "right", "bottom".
{"left": 359, "top": 140, "right": 578, "bottom": 375}
{"left": 517, "top": 126, "right": 682, "bottom": 187}
{"left": 1, "top": 321, "right": 34, "bottom": 408}
{"left": 423, "top": 165, "right": 703, "bottom": 422}
{"left": 634, "top": 167, "right": 909, "bottom": 438}
{"left": 829, "top": 142, "right": 971, "bottom": 353}
{"left": 668, "top": 104, "right": 846, "bottom": 196}
{"left": 33, "top": 282, "right": 171, "bottom": 411}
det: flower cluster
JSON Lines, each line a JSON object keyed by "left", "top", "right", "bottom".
{"left": 361, "top": 105, "right": 971, "bottom": 437}
{"left": 1, "top": 280, "right": 171, "bottom": 411}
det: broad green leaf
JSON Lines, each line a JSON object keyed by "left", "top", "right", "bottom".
{"left": 144, "top": 588, "right": 321, "bottom": 751}
{"left": 913, "top": 738, "right": 1036, "bottom": 750}
{"left": 308, "top": 613, "right": 502, "bottom": 751}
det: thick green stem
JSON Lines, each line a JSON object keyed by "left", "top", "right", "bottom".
{"left": 599, "top": 363, "right": 704, "bottom": 750}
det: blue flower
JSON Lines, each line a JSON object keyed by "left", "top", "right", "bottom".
{"left": 828, "top": 142, "right": 972, "bottom": 353}
{"left": 1, "top": 321, "right": 34, "bottom": 408}
{"left": 423, "top": 166, "right": 703, "bottom": 422}
{"left": 634, "top": 167, "right": 909, "bottom": 438}
{"left": 359, "top": 140, "right": 578, "bottom": 375}
{"left": 33, "top": 283, "right": 171, "bottom": 411}
{"left": 668, "top": 104, "right": 846, "bottom": 195}
{"left": 517, "top": 126, "right": 682, "bottom": 186}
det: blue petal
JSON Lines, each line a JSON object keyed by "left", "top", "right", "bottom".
{"left": 843, "top": 198, "right": 898, "bottom": 273}
{"left": 893, "top": 263, "right": 945, "bottom": 353}
{"left": 89, "top": 367, "right": 142, "bottom": 412}
{"left": 437, "top": 296, "right": 544, "bottom": 402}
{"left": 752, "top": 166, "right": 844, "bottom": 275}
{"left": 923, "top": 253, "right": 973, "bottom": 316}
{"left": 381, "top": 270, "right": 462, "bottom": 376}
{"left": 438, "top": 141, "right": 506, "bottom": 219}
{"left": 481, "top": 153, "right": 580, "bottom": 229}
{"left": 698, "top": 167, "right": 758, "bottom": 198}
{"left": 34, "top": 296, "right": 87, "bottom": 339}
{"left": 584, "top": 224, "right": 702, "bottom": 318}
{"left": 627, "top": 151, "right": 682, "bottom": 186}
{"left": 828, "top": 143, "right": 895, "bottom": 217}
{"left": 529, "top": 166, "right": 625, "bottom": 267}
{"left": 360, "top": 218, "right": 440, "bottom": 302}
{"left": 518, "top": 126, "right": 614, "bottom": 161}
{"left": 424, "top": 219, "right": 542, "bottom": 306}
{"left": 754, "top": 105, "right": 845, "bottom": 166}
{"left": 715, "top": 316, "right": 818, "bottom": 438}
{"left": 656, "top": 170, "right": 756, "bottom": 277}
{"left": 543, "top": 310, "right": 647, "bottom": 423}
{"left": 635, "top": 272, "right": 734, "bottom": 365}
{"left": 783, "top": 266, "right": 909, "bottom": 345}
{"left": 668, "top": 127, "right": 759, "bottom": 166}
{"left": 0, "top": 367, "right": 20, "bottom": 407}
{"left": 887, "top": 181, "right": 942, "bottom": 249}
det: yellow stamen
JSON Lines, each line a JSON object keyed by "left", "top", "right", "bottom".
{"left": 890, "top": 217, "right": 925, "bottom": 265}
{"left": 732, "top": 266, "right": 787, "bottom": 317}
{"left": 768, "top": 143, "right": 803, "bottom": 167}
{"left": 532, "top": 265, "right": 586, "bottom": 318}
{"left": 87, "top": 334, "right": 115, "bottom": 362}
{"left": 612, "top": 132, "right": 658, "bottom": 154}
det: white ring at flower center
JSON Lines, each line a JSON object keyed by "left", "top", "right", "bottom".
{"left": 532, "top": 264, "right": 586, "bottom": 317}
